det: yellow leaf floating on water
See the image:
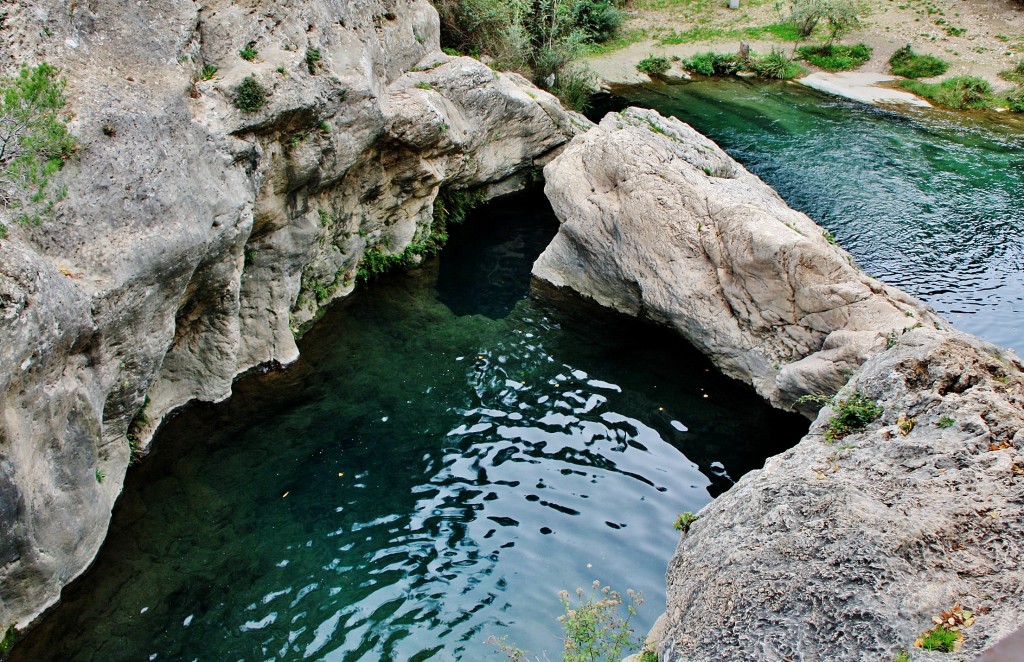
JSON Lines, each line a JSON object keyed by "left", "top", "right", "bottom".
{"left": 282, "top": 491, "right": 289, "bottom": 498}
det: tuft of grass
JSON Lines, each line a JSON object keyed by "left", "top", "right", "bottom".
{"left": 636, "top": 55, "right": 671, "bottom": 76}
{"left": 889, "top": 44, "right": 948, "bottom": 78}
{"left": 999, "top": 61, "right": 1024, "bottom": 83}
{"left": 893, "top": 650, "right": 911, "bottom": 662}
{"left": 937, "top": 416, "right": 955, "bottom": 429}
{"left": 1005, "top": 87, "right": 1024, "bottom": 113}
{"left": 919, "top": 625, "right": 958, "bottom": 652}
{"left": 749, "top": 50, "right": 806, "bottom": 80}
{"left": 640, "top": 651, "right": 657, "bottom": 662}
{"left": 239, "top": 43, "right": 258, "bottom": 61}
{"left": 414, "top": 81, "right": 434, "bottom": 90}
{"left": 95, "top": 468, "right": 105, "bottom": 484}
{"left": 901, "top": 76, "right": 992, "bottom": 109}
{"left": 200, "top": 63, "right": 218, "bottom": 80}
{"left": 234, "top": 76, "right": 267, "bottom": 112}
{"left": 797, "top": 43, "right": 872, "bottom": 71}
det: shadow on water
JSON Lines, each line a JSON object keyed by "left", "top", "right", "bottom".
{"left": 591, "top": 79, "right": 1024, "bottom": 356}
{"left": 11, "top": 189, "right": 806, "bottom": 662}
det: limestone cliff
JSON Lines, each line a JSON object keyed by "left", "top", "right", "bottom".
{"left": 536, "top": 108, "right": 1024, "bottom": 659}
{"left": 0, "top": 0, "right": 585, "bottom": 633}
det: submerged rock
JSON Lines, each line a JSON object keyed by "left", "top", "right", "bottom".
{"left": 0, "top": 0, "right": 587, "bottom": 634}
{"left": 535, "top": 107, "right": 1024, "bottom": 658}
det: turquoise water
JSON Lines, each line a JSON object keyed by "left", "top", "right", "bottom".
{"left": 11, "top": 191, "right": 806, "bottom": 661}
{"left": 596, "top": 80, "right": 1024, "bottom": 356}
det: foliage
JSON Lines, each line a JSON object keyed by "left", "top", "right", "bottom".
{"left": 797, "top": 43, "right": 872, "bottom": 71}
{"left": 673, "top": 511, "right": 698, "bottom": 533}
{"left": 888, "top": 44, "right": 948, "bottom": 78}
{"left": 433, "top": 186, "right": 485, "bottom": 226}
{"left": 234, "top": 76, "right": 267, "bottom": 112}
{"left": 431, "top": 0, "right": 620, "bottom": 109}
{"left": 560, "top": 581, "right": 644, "bottom": 662}
{"left": 893, "top": 650, "right": 910, "bottom": 662}
{"left": 787, "top": 0, "right": 867, "bottom": 46}
{"left": 0, "top": 62, "right": 77, "bottom": 232}
{"left": 1005, "top": 86, "right": 1024, "bottom": 113}
{"left": 798, "top": 391, "right": 882, "bottom": 442}
{"left": 999, "top": 61, "right": 1024, "bottom": 83}
{"left": 95, "top": 468, "right": 105, "bottom": 484}
{"left": 640, "top": 651, "right": 658, "bottom": 662}
{"left": 918, "top": 625, "right": 958, "bottom": 652}
{"left": 200, "top": 63, "right": 218, "bottom": 80}
{"left": 901, "top": 76, "right": 992, "bottom": 109}
{"left": 937, "top": 416, "right": 955, "bottom": 429}
{"left": 749, "top": 50, "right": 806, "bottom": 79}
{"left": 239, "top": 43, "right": 258, "bottom": 61}
{"left": 0, "top": 626, "right": 14, "bottom": 655}
{"left": 636, "top": 55, "right": 671, "bottom": 76}
{"left": 658, "top": 22, "right": 801, "bottom": 45}
{"left": 682, "top": 52, "right": 740, "bottom": 76}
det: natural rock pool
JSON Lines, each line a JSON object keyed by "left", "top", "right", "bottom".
{"left": 15, "top": 80, "right": 1024, "bottom": 661}
{"left": 11, "top": 191, "right": 805, "bottom": 661}
{"left": 596, "top": 79, "right": 1024, "bottom": 356}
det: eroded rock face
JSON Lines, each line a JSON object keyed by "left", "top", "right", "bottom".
{"left": 534, "top": 107, "right": 945, "bottom": 410}
{"left": 0, "top": 0, "right": 586, "bottom": 632}
{"left": 534, "top": 107, "right": 1024, "bottom": 659}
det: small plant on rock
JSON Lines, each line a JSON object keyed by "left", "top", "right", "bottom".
{"left": 234, "top": 76, "right": 267, "bottom": 112}
{"left": 200, "top": 63, "right": 218, "bottom": 80}
{"left": 305, "top": 48, "right": 322, "bottom": 73}
{"left": 918, "top": 625, "right": 959, "bottom": 652}
{"left": 673, "top": 511, "right": 698, "bottom": 534}
{"left": 239, "top": 43, "right": 258, "bottom": 61}
{"left": 798, "top": 391, "right": 882, "bottom": 442}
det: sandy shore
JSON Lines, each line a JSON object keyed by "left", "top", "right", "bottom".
{"left": 584, "top": 0, "right": 1024, "bottom": 106}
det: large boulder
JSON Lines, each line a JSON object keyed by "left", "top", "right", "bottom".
{"left": 534, "top": 107, "right": 1024, "bottom": 659}
{"left": 534, "top": 107, "right": 945, "bottom": 410}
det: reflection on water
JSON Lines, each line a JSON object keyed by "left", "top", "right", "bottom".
{"left": 596, "top": 80, "right": 1024, "bottom": 355}
{"left": 11, "top": 190, "right": 806, "bottom": 661}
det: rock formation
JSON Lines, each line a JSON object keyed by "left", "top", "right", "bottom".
{"left": 0, "top": 0, "right": 585, "bottom": 634}
{"left": 535, "top": 107, "right": 1024, "bottom": 659}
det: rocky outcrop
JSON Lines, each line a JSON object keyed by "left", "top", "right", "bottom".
{"left": 0, "top": 0, "right": 585, "bottom": 633}
{"left": 534, "top": 108, "right": 1024, "bottom": 658}
{"left": 534, "top": 107, "right": 947, "bottom": 412}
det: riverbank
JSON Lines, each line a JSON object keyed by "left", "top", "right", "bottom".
{"left": 584, "top": 0, "right": 1024, "bottom": 105}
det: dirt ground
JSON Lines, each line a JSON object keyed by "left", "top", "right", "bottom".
{"left": 586, "top": 0, "right": 1024, "bottom": 88}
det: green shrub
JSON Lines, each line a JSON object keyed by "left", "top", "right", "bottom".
{"left": 920, "top": 625, "right": 958, "bottom": 652}
{"left": 901, "top": 76, "right": 992, "bottom": 109}
{"left": 0, "top": 62, "right": 77, "bottom": 227}
{"left": 799, "top": 391, "right": 882, "bottom": 441}
{"left": 889, "top": 44, "right": 948, "bottom": 78}
{"left": 999, "top": 61, "right": 1024, "bottom": 83}
{"left": 682, "top": 52, "right": 740, "bottom": 76}
{"left": 750, "top": 50, "right": 806, "bottom": 80}
{"left": 797, "top": 43, "right": 872, "bottom": 71}
{"left": 636, "top": 55, "right": 671, "bottom": 76}
{"left": 575, "top": 0, "right": 624, "bottom": 43}
{"left": 234, "top": 76, "right": 267, "bottom": 112}
{"left": 239, "top": 43, "right": 258, "bottom": 61}
{"left": 551, "top": 65, "right": 596, "bottom": 112}
{"left": 640, "top": 651, "right": 658, "bottom": 662}
{"left": 1006, "top": 87, "right": 1024, "bottom": 112}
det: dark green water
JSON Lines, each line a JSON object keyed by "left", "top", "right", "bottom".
{"left": 596, "top": 79, "right": 1024, "bottom": 356}
{"left": 13, "top": 191, "right": 806, "bottom": 661}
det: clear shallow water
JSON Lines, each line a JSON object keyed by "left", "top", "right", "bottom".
{"left": 13, "top": 191, "right": 806, "bottom": 661}
{"left": 595, "top": 80, "right": 1024, "bottom": 356}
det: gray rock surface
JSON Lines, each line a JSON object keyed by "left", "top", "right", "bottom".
{"left": 0, "top": 0, "right": 585, "bottom": 633}
{"left": 536, "top": 108, "right": 1024, "bottom": 659}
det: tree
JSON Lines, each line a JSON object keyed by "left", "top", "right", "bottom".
{"left": 788, "top": 0, "right": 867, "bottom": 50}
{"left": 0, "top": 62, "right": 76, "bottom": 234}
